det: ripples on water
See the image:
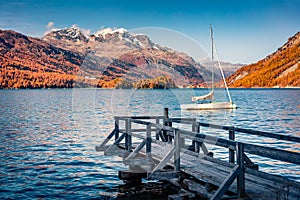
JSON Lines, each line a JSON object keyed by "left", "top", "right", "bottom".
{"left": 0, "top": 88, "right": 299, "bottom": 199}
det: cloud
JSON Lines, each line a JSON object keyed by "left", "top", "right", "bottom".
{"left": 47, "top": 21, "right": 55, "bottom": 30}
{"left": 44, "top": 21, "right": 59, "bottom": 35}
{"left": 44, "top": 22, "right": 91, "bottom": 36}
{"left": 71, "top": 24, "right": 91, "bottom": 36}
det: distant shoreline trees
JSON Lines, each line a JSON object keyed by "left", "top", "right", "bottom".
{"left": 0, "top": 70, "right": 177, "bottom": 89}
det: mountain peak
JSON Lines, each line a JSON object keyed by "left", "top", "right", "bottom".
{"left": 94, "top": 27, "right": 128, "bottom": 38}
{"left": 44, "top": 27, "right": 89, "bottom": 43}
{"left": 43, "top": 26, "right": 160, "bottom": 53}
{"left": 1, "top": 28, "right": 210, "bottom": 88}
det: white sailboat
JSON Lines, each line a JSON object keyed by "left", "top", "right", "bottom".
{"left": 181, "top": 27, "right": 237, "bottom": 110}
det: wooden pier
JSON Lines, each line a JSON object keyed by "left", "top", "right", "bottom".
{"left": 96, "top": 108, "right": 300, "bottom": 200}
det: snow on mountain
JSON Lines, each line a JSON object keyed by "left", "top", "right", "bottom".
{"left": 44, "top": 26, "right": 163, "bottom": 52}
{"left": 44, "top": 27, "right": 89, "bottom": 43}
{"left": 91, "top": 27, "right": 158, "bottom": 50}
{"left": 94, "top": 27, "right": 127, "bottom": 38}
{"left": 2, "top": 28, "right": 214, "bottom": 88}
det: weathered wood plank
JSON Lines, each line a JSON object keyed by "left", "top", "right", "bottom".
{"left": 119, "top": 128, "right": 157, "bottom": 133}
{"left": 179, "top": 129, "right": 237, "bottom": 150}
{"left": 101, "top": 133, "right": 127, "bottom": 156}
{"left": 182, "top": 179, "right": 212, "bottom": 199}
{"left": 152, "top": 123, "right": 174, "bottom": 131}
{"left": 211, "top": 165, "right": 240, "bottom": 200}
{"left": 174, "top": 130, "right": 180, "bottom": 171}
{"left": 148, "top": 171, "right": 180, "bottom": 180}
{"left": 120, "top": 138, "right": 300, "bottom": 199}
{"left": 229, "top": 128, "right": 235, "bottom": 163}
{"left": 243, "top": 143, "right": 300, "bottom": 165}
{"left": 115, "top": 116, "right": 164, "bottom": 120}
{"left": 234, "top": 127, "right": 300, "bottom": 143}
{"left": 96, "top": 128, "right": 117, "bottom": 149}
{"left": 150, "top": 146, "right": 176, "bottom": 174}
{"left": 236, "top": 143, "right": 245, "bottom": 197}
{"left": 169, "top": 118, "right": 300, "bottom": 143}
{"left": 99, "top": 114, "right": 300, "bottom": 200}
{"left": 130, "top": 119, "right": 151, "bottom": 125}
{"left": 154, "top": 122, "right": 300, "bottom": 166}
{"left": 245, "top": 167, "right": 300, "bottom": 189}
{"left": 157, "top": 144, "right": 300, "bottom": 199}
{"left": 123, "top": 158, "right": 154, "bottom": 166}
{"left": 189, "top": 155, "right": 300, "bottom": 199}
{"left": 180, "top": 152, "right": 300, "bottom": 199}
{"left": 124, "top": 138, "right": 147, "bottom": 162}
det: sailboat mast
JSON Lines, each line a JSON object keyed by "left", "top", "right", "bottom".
{"left": 210, "top": 26, "right": 214, "bottom": 101}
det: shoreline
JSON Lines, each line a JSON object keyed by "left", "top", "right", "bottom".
{"left": 1, "top": 87, "right": 300, "bottom": 90}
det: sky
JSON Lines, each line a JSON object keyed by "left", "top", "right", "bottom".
{"left": 0, "top": 0, "right": 299, "bottom": 64}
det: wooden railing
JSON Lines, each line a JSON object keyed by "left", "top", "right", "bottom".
{"left": 96, "top": 109, "right": 300, "bottom": 199}
{"left": 168, "top": 117, "right": 300, "bottom": 165}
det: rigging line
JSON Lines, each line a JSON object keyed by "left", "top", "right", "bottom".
{"left": 210, "top": 26, "right": 215, "bottom": 101}
{"left": 213, "top": 42, "right": 233, "bottom": 103}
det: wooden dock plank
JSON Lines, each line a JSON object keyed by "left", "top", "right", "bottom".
{"left": 137, "top": 142, "right": 300, "bottom": 199}
{"left": 97, "top": 113, "right": 300, "bottom": 200}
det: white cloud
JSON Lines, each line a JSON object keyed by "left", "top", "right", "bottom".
{"left": 44, "top": 22, "right": 91, "bottom": 36}
{"left": 47, "top": 21, "right": 54, "bottom": 30}
{"left": 44, "top": 21, "right": 59, "bottom": 35}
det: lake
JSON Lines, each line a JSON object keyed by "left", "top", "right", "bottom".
{"left": 0, "top": 88, "right": 299, "bottom": 199}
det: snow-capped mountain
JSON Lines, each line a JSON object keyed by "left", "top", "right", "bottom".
{"left": 44, "top": 27, "right": 89, "bottom": 43}
{"left": 42, "top": 27, "right": 212, "bottom": 86}
{"left": 44, "top": 27, "right": 162, "bottom": 53}
{"left": 1, "top": 27, "right": 217, "bottom": 88}
{"left": 2, "top": 27, "right": 298, "bottom": 88}
{"left": 94, "top": 27, "right": 127, "bottom": 39}
{"left": 43, "top": 27, "right": 89, "bottom": 53}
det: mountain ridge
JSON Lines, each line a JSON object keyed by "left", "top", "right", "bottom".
{"left": 227, "top": 31, "right": 300, "bottom": 88}
{"left": 44, "top": 27, "right": 211, "bottom": 87}
{"left": 3, "top": 27, "right": 294, "bottom": 89}
{"left": 0, "top": 29, "right": 82, "bottom": 88}
{"left": 0, "top": 28, "right": 214, "bottom": 88}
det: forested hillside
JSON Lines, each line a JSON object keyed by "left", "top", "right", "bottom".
{"left": 0, "top": 28, "right": 209, "bottom": 89}
{"left": 227, "top": 32, "right": 300, "bottom": 88}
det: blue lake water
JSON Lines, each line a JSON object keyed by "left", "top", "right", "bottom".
{"left": 0, "top": 88, "right": 299, "bottom": 199}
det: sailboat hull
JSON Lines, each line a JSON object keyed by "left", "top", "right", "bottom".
{"left": 181, "top": 27, "right": 237, "bottom": 111}
{"left": 181, "top": 102, "right": 237, "bottom": 110}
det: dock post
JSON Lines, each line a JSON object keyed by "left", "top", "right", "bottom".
{"left": 192, "top": 120, "right": 200, "bottom": 153}
{"left": 195, "top": 124, "right": 200, "bottom": 153}
{"left": 146, "top": 123, "right": 152, "bottom": 158}
{"left": 236, "top": 142, "right": 246, "bottom": 197}
{"left": 163, "top": 108, "right": 170, "bottom": 142}
{"left": 115, "top": 117, "right": 120, "bottom": 140}
{"left": 155, "top": 118, "right": 160, "bottom": 140}
{"left": 163, "top": 108, "right": 169, "bottom": 124}
{"left": 125, "top": 118, "right": 132, "bottom": 151}
{"left": 168, "top": 122, "right": 173, "bottom": 142}
{"left": 229, "top": 127, "right": 235, "bottom": 163}
{"left": 174, "top": 129, "right": 180, "bottom": 171}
